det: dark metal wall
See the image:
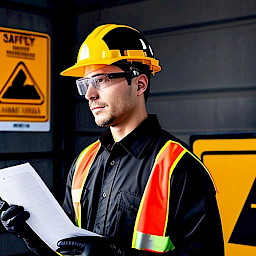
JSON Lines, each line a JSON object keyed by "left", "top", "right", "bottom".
{"left": 0, "top": 0, "right": 256, "bottom": 255}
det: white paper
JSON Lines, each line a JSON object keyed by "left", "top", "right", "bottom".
{"left": 0, "top": 163, "right": 99, "bottom": 251}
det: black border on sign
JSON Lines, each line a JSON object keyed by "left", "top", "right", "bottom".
{"left": 190, "top": 133, "right": 256, "bottom": 149}
{"left": 0, "top": 27, "right": 51, "bottom": 121}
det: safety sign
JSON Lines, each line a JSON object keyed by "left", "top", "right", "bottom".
{"left": 191, "top": 134, "right": 256, "bottom": 256}
{"left": 0, "top": 27, "right": 50, "bottom": 131}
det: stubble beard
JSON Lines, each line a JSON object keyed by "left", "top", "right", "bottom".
{"left": 94, "top": 114, "right": 116, "bottom": 127}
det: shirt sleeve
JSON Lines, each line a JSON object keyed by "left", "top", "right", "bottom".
{"left": 164, "top": 152, "right": 225, "bottom": 256}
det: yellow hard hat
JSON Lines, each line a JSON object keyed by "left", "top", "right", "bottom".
{"left": 60, "top": 24, "right": 161, "bottom": 77}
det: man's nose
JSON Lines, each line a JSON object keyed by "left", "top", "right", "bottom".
{"left": 85, "top": 83, "right": 99, "bottom": 100}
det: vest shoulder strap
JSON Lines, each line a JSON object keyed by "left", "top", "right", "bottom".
{"left": 132, "top": 140, "right": 186, "bottom": 252}
{"left": 71, "top": 140, "right": 101, "bottom": 227}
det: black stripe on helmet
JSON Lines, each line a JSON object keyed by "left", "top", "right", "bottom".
{"left": 102, "top": 27, "right": 154, "bottom": 58}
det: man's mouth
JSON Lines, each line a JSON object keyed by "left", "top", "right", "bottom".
{"left": 90, "top": 104, "right": 106, "bottom": 112}
{"left": 92, "top": 106, "right": 104, "bottom": 111}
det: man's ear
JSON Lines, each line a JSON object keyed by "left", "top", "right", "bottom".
{"left": 137, "top": 74, "right": 148, "bottom": 96}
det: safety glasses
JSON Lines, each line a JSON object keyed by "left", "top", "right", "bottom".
{"left": 76, "top": 70, "right": 140, "bottom": 96}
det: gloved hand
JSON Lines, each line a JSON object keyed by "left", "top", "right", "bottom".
{"left": 57, "top": 236, "right": 156, "bottom": 256}
{"left": 0, "top": 197, "right": 9, "bottom": 233}
{"left": 0, "top": 198, "right": 56, "bottom": 256}
{"left": 57, "top": 236, "right": 121, "bottom": 256}
{"left": 0, "top": 198, "right": 30, "bottom": 238}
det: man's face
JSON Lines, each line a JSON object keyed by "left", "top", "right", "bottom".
{"left": 84, "top": 65, "right": 139, "bottom": 127}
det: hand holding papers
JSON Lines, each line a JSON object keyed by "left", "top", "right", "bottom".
{"left": 0, "top": 163, "right": 99, "bottom": 251}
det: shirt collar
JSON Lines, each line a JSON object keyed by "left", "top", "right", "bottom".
{"left": 99, "top": 114, "right": 161, "bottom": 158}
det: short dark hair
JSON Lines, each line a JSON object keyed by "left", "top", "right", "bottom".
{"left": 114, "top": 61, "right": 151, "bottom": 102}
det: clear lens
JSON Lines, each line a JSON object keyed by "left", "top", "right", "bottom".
{"left": 95, "top": 75, "right": 111, "bottom": 89}
{"left": 76, "top": 75, "right": 111, "bottom": 96}
{"left": 76, "top": 79, "right": 88, "bottom": 95}
{"left": 76, "top": 71, "right": 139, "bottom": 96}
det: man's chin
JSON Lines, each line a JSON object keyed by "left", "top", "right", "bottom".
{"left": 95, "top": 117, "right": 115, "bottom": 127}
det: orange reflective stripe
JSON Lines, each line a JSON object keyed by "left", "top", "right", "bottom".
{"left": 71, "top": 140, "right": 101, "bottom": 227}
{"left": 132, "top": 140, "right": 186, "bottom": 252}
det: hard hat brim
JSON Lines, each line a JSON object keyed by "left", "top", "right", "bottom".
{"left": 60, "top": 56, "right": 161, "bottom": 77}
{"left": 60, "top": 59, "right": 113, "bottom": 77}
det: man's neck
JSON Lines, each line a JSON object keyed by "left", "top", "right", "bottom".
{"left": 110, "top": 114, "right": 148, "bottom": 142}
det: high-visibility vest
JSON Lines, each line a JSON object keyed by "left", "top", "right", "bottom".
{"left": 71, "top": 140, "right": 213, "bottom": 253}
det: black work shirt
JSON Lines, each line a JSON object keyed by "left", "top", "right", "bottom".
{"left": 62, "top": 115, "right": 224, "bottom": 255}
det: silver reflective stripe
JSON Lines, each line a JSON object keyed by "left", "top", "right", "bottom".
{"left": 134, "top": 231, "right": 175, "bottom": 252}
{"left": 71, "top": 188, "right": 83, "bottom": 203}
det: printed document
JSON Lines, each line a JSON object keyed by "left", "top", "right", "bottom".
{"left": 0, "top": 163, "right": 99, "bottom": 251}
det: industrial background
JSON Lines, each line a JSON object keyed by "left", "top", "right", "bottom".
{"left": 0, "top": 0, "right": 256, "bottom": 255}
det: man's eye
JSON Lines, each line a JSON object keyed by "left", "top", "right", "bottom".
{"left": 97, "top": 76, "right": 108, "bottom": 84}
{"left": 98, "top": 78, "right": 105, "bottom": 83}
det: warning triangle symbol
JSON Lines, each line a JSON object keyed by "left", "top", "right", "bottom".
{"left": 0, "top": 61, "right": 44, "bottom": 104}
{"left": 229, "top": 178, "right": 256, "bottom": 246}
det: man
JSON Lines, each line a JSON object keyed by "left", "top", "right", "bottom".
{"left": 0, "top": 24, "right": 224, "bottom": 256}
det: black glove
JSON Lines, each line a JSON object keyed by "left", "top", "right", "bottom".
{"left": 57, "top": 236, "right": 156, "bottom": 256}
{"left": 0, "top": 197, "right": 9, "bottom": 233}
{"left": 57, "top": 236, "right": 120, "bottom": 256}
{"left": 0, "top": 198, "right": 56, "bottom": 256}
{"left": 0, "top": 203, "right": 30, "bottom": 238}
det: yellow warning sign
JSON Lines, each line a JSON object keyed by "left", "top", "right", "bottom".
{"left": 203, "top": 153, "right": 256, "bottom": 256}
{"left": 192, "top": 135, "right": 256, "bottom": 256}
{"left": 0, "top": 27, "right": 50, "bottom": 122}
